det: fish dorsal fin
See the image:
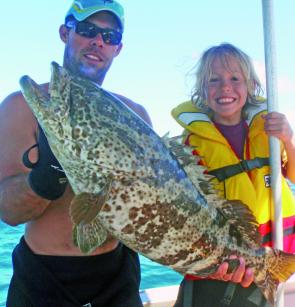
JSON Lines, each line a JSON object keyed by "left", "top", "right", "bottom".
{"left": 163, "top": 134, "right": 200, "bottom": 167}
{"left": 164, "top": 134, "right": 261, "bottom": 247}
{"left": 164, "top": 135, "right": 220, "bottom": 199}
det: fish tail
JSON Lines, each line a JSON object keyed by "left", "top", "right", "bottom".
{"left": 255, "top": 247, "right": 295, "bottom": 305}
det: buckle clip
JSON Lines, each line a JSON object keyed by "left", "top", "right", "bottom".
{"left": 240, "top": 160, "right": 250, "bottom": 171}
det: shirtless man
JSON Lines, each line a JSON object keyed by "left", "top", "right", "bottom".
{"left": 0, "top": 1, "right": 151, "bottom": 306}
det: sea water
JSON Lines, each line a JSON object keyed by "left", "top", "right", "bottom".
{"left": 1, "top": 185, "right": 294, "bottom": 306}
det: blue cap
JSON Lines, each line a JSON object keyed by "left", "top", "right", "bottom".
{"left": 65, "top": 0, "right": 124, "bottom": 31}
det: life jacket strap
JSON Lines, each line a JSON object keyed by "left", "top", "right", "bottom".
{"left": 208, "top": 157, "right": 269, "bottom": 182}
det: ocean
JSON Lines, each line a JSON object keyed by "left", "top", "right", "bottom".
{"left": 1, "top": 185, "right": 294, "bottom": 306}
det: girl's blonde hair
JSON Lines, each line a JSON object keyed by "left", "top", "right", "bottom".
{"left": 191, "top": 43, "right": 264, "bottom": 116}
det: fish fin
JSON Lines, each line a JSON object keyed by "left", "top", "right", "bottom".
{"left": 70, "top": 176, "right": 113, "bottom": 224}
{"left": 218, "top": 200, "right": 261, "bottom": 246}
{"left": 72, "top": 218, "right": 108, "bottom": 254}
{"left": 184, "top": 162, "right": 221, "bottom": 195}
{"left": 164, "top": 135, "right": 200, "bottom": 166}
{"left": 70, "top": 176, "right": 113, "bottom": 254}
{"left": 70, "top": 192, "right": 105, "bottom": 225}
{"left": 255, "top": 248, "right": 295, "bottom": 306}
{"left": 166, "top": 135, "right": 261, "bottom": 247}
{"left": 164, "top": 136, "right": 222, "bottom": 198}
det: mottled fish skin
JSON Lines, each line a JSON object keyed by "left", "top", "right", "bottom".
{"left": 20, "top": 62, "right": 295, "bottom": 306}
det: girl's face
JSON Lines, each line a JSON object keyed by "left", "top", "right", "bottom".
{"left": 206, "top": 55, "right": 248, "bottom": 125}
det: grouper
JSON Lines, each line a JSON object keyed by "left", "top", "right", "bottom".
{"left": 20, "top": 62, "right": 295, "bottom": 305}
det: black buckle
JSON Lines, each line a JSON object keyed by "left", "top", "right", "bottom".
{"left": 240, "top": 158, "right": 267, "bottom": 172}
{"left": 240, "top": 159, "right": 251, "bottom": 171}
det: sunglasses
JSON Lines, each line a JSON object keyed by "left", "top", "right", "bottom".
{"left": 67, "top": 21, "right": 122, "bottom": 46}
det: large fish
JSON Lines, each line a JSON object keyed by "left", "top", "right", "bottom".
{"left": 20, "top": 62, "right": 295, "bottom": 305}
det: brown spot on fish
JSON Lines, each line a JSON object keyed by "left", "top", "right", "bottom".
{"left": 120, "top": 192, "right": 129, "bottom": 203}
{"left": 129, "top": 207, "right": 139, "bottom": 220}
{"left": 122, "top": 224, "right": 134, "bottom": 234}
{"left": 102, "top": 204, "right": 111, "bottom": 212}
{"left": 158, "top": 249, "right": 191, "bottom": 266}
{"left": 193, "top": 233, "right": 218, "bottom": 256}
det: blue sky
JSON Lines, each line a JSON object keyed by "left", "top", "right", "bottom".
{"left": 1, "top": 0, "right": 294, "bottom": 136}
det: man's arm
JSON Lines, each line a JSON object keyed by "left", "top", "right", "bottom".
{"left": 113, "top": 93, "right": 153, "bottom": 127}
{"left": 0, "top": 92, "right": 50, "bottom": 226}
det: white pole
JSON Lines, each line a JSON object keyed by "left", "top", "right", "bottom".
{"left": 261, "top": 0, "right": 284, "bottom": 306}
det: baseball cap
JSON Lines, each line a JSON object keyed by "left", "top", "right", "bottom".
{"left": 65, "top": 0, "right": 124, "bottom": 31}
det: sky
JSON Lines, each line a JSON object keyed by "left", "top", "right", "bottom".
{"left": 1, "top": 0, "right": 295, "bottom": 137}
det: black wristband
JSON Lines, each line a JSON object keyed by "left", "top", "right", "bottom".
{"left": 23, "top": 127, "right": 68, "bottom": 200}
{"left": 28, "top": 166, "right": 67, "bottom": 200}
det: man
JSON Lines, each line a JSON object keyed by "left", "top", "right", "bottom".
{"left": 0, "top": 1, "right": 151, "bottom": 306}
{"left": 0, "top": 1, "right": 253, "bottom": 306}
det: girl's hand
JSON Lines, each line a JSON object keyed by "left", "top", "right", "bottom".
{"left": 210, "top": 256, "right": 254, "bottom": 288}
{"left": 262, "top": 112, "right": 294, "bottom": 144}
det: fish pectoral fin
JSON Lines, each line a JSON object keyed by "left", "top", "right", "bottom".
{"left": 72, "top": 218, "right": 108, "bottom": 254}
{"left": 70, "top": 192, "right": 105, "bottom": 225}
{"left": 70, "top": 176, "right": 113, "bottom": 225}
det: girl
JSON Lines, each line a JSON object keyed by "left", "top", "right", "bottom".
{"left": 172, "top": 43, "right": 295, "bottom": 307}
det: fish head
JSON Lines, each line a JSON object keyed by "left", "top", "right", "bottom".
{"left": 19, "top": 63, "right": 89, "bottom": 190}
{"left": 19, "top": 61, "right": 72, "bottom": 140}
{"left": 19, "top": 62, "right": 116, "bottom": 194}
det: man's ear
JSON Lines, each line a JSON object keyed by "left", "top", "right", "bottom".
{"left": 59, "top": 25, "right": 69, "bottom": 43}
{"left": 114, "top": 42, "right": 123, "bottom": 57}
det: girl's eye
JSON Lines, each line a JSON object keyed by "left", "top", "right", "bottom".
{"left": 232, "top": 76, "right": 239, "bottom": 81}
{"left": 208, "top": 77, "right": 219, "bottom": 83}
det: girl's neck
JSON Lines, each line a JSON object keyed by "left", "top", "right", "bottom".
{"left": 213, "top": 120, "right": 248, "bottom": 159}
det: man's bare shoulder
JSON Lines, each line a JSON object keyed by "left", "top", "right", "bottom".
{"left": 1, "top": 90, "right": 27, "bottom": 110}
{"left": 0, "top": 90, "right": 38, "bottom": 180}
{"left": 0, "top": 90, "right": 39, "bottom": 130}
{"left": 112, "top": 93, "right": 153, "bottom": 127}
{"left": 0, "top": 83, "right": 48, "bottom": 116}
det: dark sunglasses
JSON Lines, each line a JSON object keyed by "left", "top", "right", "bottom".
{"left": 67, "top": 21, "right": 122, "bottom": 46}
